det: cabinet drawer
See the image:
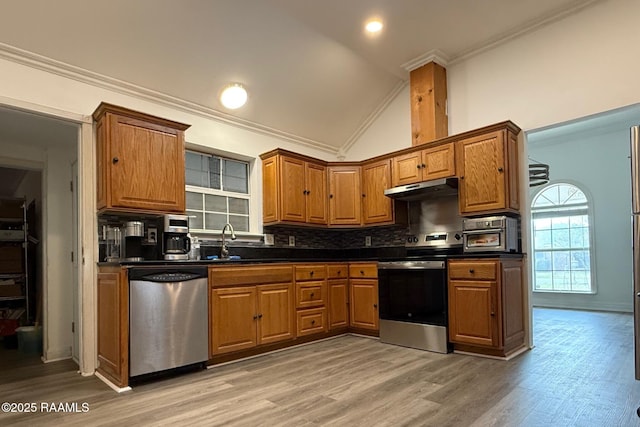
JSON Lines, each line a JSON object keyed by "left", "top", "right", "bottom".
{"left": 296, "top": 307, "right": 327, "bottom": 337}
{"left": 349, "top": 263, "right": 378, "bottom": 278}
{"left": 296, "top": 281, "right": 326, "bottom": 308}
{"left": 327, "top": 264, "right": 348, "bottom": 279}
{"left": 448, "top": 261, "right": 497, "bottom": 280}
{"left": 295, "top": 265, "right": 327, "bottom": 281}
{"left": 210, "top": 265, "right": 293, "bottom": 286}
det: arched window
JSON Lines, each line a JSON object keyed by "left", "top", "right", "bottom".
{"left": 531, "top": 182, "right": 594, "bottom": 293}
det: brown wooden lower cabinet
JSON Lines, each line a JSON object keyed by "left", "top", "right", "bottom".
{"left": 209, "top": 265, "right": 296, "bottom": 356}
{"left": 96, "top": 266, "right": 129, "bottom": 388}
{"left": 447, "top": 258, "right": 524, "bottom": 357}
{"left": 349, "top": 263, "right": 379, "bottom": 331}
{"left": 296, "top": 307, "right": 327, "bottom": 336}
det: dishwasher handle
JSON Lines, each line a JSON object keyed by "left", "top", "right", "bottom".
{"left": 128, "top": 266, "right": 208, "bottom": 282}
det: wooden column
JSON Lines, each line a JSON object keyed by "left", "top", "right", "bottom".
{"left": 410, "top": 61, "right": 448, "bottom": 146}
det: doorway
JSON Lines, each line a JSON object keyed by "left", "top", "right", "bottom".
{"left": 0, "top": 105, "right": 80, "bottom": 368}
{"left": 526, "top": 104, "right": 640, "bottom": 313}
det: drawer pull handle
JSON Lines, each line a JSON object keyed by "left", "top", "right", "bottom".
{"left": 311, "top": 320, "right": 316, "bottom": 325}
{"left": 360, "top": 270, "right": 364, "bottom": 275}
{"left": 310, "top": 292, "right": 315, "bottom": 298}
{"left": 310, "top": 271, "right": 314, "bottom": 276}
{"left": 469, "top": 269, "right": 475, "bottom": 273}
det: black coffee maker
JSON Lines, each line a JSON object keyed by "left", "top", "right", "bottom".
{"left": 162, "top": 214, "right": 191, "bottom": 260}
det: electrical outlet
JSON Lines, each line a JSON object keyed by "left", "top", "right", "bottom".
{"left": 365, "top": 236, "right": 372, "bottom": 247}
{"left": 264, "top": 233, "right": 275, "bottom": 246}
{"left": 288, "top": 235, "right": 296, "bottom": 246}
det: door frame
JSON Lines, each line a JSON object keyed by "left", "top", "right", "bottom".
{"left": 0, "top": 95, "right": 96, "bottom": 375}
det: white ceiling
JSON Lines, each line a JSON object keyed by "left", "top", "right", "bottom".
{"left": 0, "top": 0, "right": 600, "bottom": 152}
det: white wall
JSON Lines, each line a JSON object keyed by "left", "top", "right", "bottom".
{"left": 345, "top": 0, "right": 640, "bottom": 158}
{"left": 528, "top": 112, "right": 635, "bottom": 312}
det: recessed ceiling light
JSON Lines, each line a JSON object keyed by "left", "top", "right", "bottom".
{"left": 220, "top": 83, "right": 248, "bottom": 109}
{"left": 365, "top": 19, "right": 383, "bottom": 34}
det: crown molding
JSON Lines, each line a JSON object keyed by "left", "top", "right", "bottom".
{"left": 401, "top": 49, "right": 450, "bottom": 72}
{"left": 338, "top": 80, "right": 408, "bottom": 159}
{"left": 0, "top": 42, "right": 339, "bottom": 155}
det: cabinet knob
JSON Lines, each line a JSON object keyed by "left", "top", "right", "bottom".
{"left": 311, "top": 320, "right": 316, "bottom": 325}
{"left": 360, "top": 270, "right": 364, "bottom": 275}
{"left": 310, "top": 292, "right": 315, "bottom": 298}
{"left": 460, "top": 176, "right": 464, "bottom": 180}
{"left": 112, "top": 157, "right": 119, "bottom": 164}
{"left": 329, "top": 194, "right": 334, "bottom": 199}
{"left": 310, "top": 271, "right": 314, "bottom": 276}
{"left": 258, "top": 313, "right": 263, "bottom": 319}
{"left": 416, "top": 165, "right": 421, "bottom": 169}
{"left": 373, "top": 304, "right": 378, "bottom": 309}
{"left": 421, "top": 164, "right": 426, "bottom": 169}
{"left": 498, "top": 167, "right": 504, "bottom": 172}
{"left": 469, "top": 269, "right": 475, "bottom": 273}
{"left": 490, "top": 312, "right": 495, "bottom": 316}
{"left": 362, "top": 194, "right": 366, "bottom": 198}
{"left": 253, "top": 314, "right": 258, "bottom": 320}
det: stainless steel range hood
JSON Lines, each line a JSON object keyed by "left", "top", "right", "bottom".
{"left": 384, "top": 177, "right": 458, "bottom": 201}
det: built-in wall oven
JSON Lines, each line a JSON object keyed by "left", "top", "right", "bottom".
{"left": 378, "top": 260, "right": 450, "bottom": 353}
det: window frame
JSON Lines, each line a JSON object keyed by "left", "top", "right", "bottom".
{"left": 530, "top": 181, "right": 596, "bottom": 294}
{"left": 184, "top": 148, "right": 260, "bottom": 237}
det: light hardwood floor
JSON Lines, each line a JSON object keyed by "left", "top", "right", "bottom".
{"left": 1, "top": 308, "right": 639, "bottom": 426}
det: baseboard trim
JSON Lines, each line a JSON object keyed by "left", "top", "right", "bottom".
{"left": 95, "top": 371, "right": 131, "bottom": 393}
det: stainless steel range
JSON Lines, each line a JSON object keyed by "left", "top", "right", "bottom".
{"left": 378, "top": 192, "right": 463, "bottom": 354}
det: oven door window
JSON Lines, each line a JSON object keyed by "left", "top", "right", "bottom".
{"left": 466, "top": 232, "right": 501, "bottom": 248}
{"left": 378, "top": 269, "right": 447, "bottom": 326}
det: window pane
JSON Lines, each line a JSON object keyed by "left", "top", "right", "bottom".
{"left": 205, "top": 213, "right": 227, "bottom": 230}
{"left": 205, "top": 194, "right": 227, "bottom": 212}
{"left": 552, "top": 228, "right": 570, "bottom": 249}
{"left": 187, "top": 211, "right": 203, "bottom": 229}
{"left": 535, "top": 251, "right": 552, "bottom": 271}
{"left": 534, "top": 229, "right": 552, "bottom": 249}
{"left": 209, "top": 157, "right": 221, "bottom": 190}
{"left": 186, "top": 192, "right": 203, "bottom": 210}
{"left": 571, "top": 271, "right": 590, "bottom": 290}
{"left": 185, "top": 152, "right": 210, "bottom": 187}
{"left": 570, "top": 227, "right": 585, "bottom": 248}
{"left": 553, "top": 271, "right": 571, "bottom": 290}
{"left": 229, "top": 197, "right": 249, "bottom": 214}
{"left": 534, "top": 217, "right": 552, "bottom": 230}
{"left": 223, "top": 159, "right": 248, "bottom": 193}
{"left": 551, "top": 217, "right": 569, "bottom": 229}
{"left": 570, "top": 215, "right": 588, "bottom": 227}
{"left": 229, "top": 215, "right": 249, "bottom": 232}
{"left": 535, "top": 271, "right": 553, "bottom": 290}
{"left": 571, "top": 250, "right": 590, "bottom": 270}
{"left": 552, "top": 251, "right": 570, "bottom": 271}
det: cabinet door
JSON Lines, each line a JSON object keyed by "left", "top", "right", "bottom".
{"left": 458, "top": 131, "right": 507, "bottom": 214}
{"left": 448, "top": 279, "right": 499, "bottom": 347}
{"left": 349, "top": 279, "right": 378, "bottom": 330}
{"left": 391, "top": 151, "right": 423, "bottom": 186}
{"left": 329, "top": 166, "right": 362, "bottom": 226}
{"left": 279, "top": 156, "right": 306, "bottom": 222}
{"left": 328, "top": 279, "right": 348, "bottom": 329}
{"left": 305, "top": 162, "right": 328, "bottom": 225}
{"left": 362, "top": 160, "right": 394, "bottom": 225}
{"left": 109, "top": 114, "right": 186, "bottom": 212}
{"left": 422, "top": 143, "right": 455, "bottom": 180}
{"left": 211, "top": 286, "right": 257, "bottom": 354}
{"left": 257, "top": 283, "right": 295, "bottom": 345}
{"left": 97, "top": 268, "right": 128, "bottom": 387}
{"left": 501, "top": 260, "right": 524, "bottom": 351}
{"left": 262, "top": 155, "right": 279, "bottom": 223}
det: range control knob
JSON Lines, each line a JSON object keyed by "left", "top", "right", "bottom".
{"left": 454, "top": 233, "right": 462, "bottom": 240}
{"left": 407, "top": 236, "right": 419, "bottom": 243}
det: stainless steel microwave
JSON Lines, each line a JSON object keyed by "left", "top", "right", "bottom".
{"left": 462, "top": 216, "right": 519, "bottom": 253}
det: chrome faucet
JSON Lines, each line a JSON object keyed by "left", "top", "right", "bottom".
{"left": 220, "top": 223, "right": 237, "bottom": 258}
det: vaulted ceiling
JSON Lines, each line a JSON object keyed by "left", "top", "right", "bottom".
{"left": 0, "top": 0, "right": 600, "bottom": 153}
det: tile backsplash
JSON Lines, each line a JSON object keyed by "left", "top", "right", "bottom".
{"left": 263, "top": 225, "right": 408, "bottom": 249}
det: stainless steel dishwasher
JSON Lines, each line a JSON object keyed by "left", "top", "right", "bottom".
{"left": 129, "top": 266, "right": 209, "bottom": 377}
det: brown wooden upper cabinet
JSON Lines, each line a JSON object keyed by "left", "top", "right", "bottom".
{"left": 261, "top": 150, "right": 327, "bottom": 225}
{"left": 457, "top": 125, "right": 520, "bottom": 215}
{"left": 361, "top": 159, "right": 394, "bottom": 225}
{"left": 328, "top": 165, "right": 362, "bottom": 226}
{"left": 93, "top": 103, "right": 190, "bottom": 214}
{"left": 391, "top": 142, "right": 455, "bottom": 187}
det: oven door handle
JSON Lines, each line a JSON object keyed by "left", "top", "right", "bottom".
{"left": 462, "top": 229, "right": 502, "bottom": 235}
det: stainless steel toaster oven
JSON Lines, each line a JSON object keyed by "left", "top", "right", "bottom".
{"left": 462, "top": 215, "right": 519, "bottom": 253}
